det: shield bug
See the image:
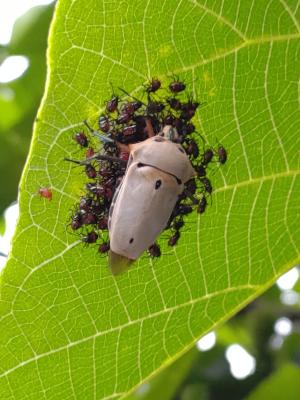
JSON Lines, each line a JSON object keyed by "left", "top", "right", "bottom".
{"left": 99, "top": 242, "right": 110, "bottom": 253}
{"left": 79, "top": 196, "right": 93, "bottom": 212}
{"left": 81, "top": 211, "right": 97, "bottom": 225}
{"left": 202, "top": 148, "right": 214, "bottom": 165}
{"left": 146, "top": 101, "right": 165, "bottom": 114}
{"left": 185, "top": 139, "right": 199, "bottom": 158}
{"left": 106, "top": 95, "right": 119, "bottom": 113}
{"left": 167, "top": 98, "right": 182, "bottom": 111}
{"left": 82, "top": 231, "right": 98, "bottom": 244}
{"left": 85, "top": 164, "right": 97, "bottom": 179}
{"left": 163, "top": 114, "right": 175, "bottom": 125}
{"left": 217, "top": 145, "right": 227, "bottom": 164}
{"left": 169, "top": 79, "right": 186, "bottom": 93}
{"left": 197, "top": 196, "right": 207, "bottom": 214}
{"left": 168, "top": 231, "right": 180, "bottom": 246}
{"left": 121, "top": 102, "right": 136, "bottom": 115}
{"left": 86, "top": 147, "right": 95, "bottom": 158}
{"left": 201, "top": 177, "right": 212, "bottom": 194}
{"left": 98, "top": 116, "right": 110, "bottom": 133}
{"left": 74, "top": 132, "right": 88, "bottom": 147}
{"left": 180, "top": 100, "right": 199, "bottom": 120}
{"left": 98, "top": 217, "right": 108, "bottom": 230}
{"left": 148, "top": 243, "right": 161, "bottom": 258}
{"left": 38, "top": 187, "right": 52, "bottom": 201}
{"left": 172, "top": 218, "right": 184, "bottom": 231}
{"left": 176, "top": 204, "right": 193, "bottom": 216}
{"left": 108, "top": 135, "right": 195, "bottom": 275}
{"left": 116, "top": 112, "right": 132, "bottom": 124}
{"left": 71, "top": 212, "right": 83, "bottom": 230}
{"left": 196, "top": 163, "right": 206, "bottom": 177}
{"left": 146, "top": 78, "right": 161, "bottom": 93}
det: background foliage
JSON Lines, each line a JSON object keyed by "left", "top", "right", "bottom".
{"left": 0, "top": 5, "right": 54, "bottom": 215}
{"left": 0, "top": 1, "right": 299, "bottom": 399}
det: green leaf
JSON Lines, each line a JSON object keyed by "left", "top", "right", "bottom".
{"left": 126, "top": 348, "right": 198, "bottom": 400}
{"left": 246, "top": 363, "right": 300, "bottom": 400}
{"left": 0, "top": 5, "right": 54, "bottom": 213}
{"left": 1, "top": 0, "right": 300, "bottom": 399}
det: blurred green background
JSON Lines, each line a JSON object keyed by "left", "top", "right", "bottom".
{"left": 0, "top": 2, "right": 54, "bottom": 217}
{"left": 0, "top": 2, "right": 299, "bottom": 399}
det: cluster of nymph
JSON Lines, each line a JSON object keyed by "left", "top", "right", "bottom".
{"left": 66, "top": 77, "right": 227, "bottom": 259}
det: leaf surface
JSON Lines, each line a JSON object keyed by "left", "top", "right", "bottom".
{"left": 0, "top": 0, "right": 299, "bottom": 399}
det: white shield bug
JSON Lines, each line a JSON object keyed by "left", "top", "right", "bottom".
{"left": 108, "top": 131, "right": 195, "bottom": 275}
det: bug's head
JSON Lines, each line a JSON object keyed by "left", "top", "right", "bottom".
{"left": 159, "top": 125, "right": 179, "bottom": 142}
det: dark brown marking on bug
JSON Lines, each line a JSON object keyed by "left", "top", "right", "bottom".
{"left": 155, "top": 179, "right": 162, "bottom": 189}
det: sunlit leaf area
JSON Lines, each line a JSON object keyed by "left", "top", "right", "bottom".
{"left": 0, "top": 1, "right": 299, "bottom": 399}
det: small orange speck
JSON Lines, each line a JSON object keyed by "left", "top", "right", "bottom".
{"left": 38, "top": 187, "right": 52, "bottom": 201}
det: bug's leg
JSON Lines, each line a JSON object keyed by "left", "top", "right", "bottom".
{"left": 116, "top": 142, "right": 130, "bottom": 154}
{"left": 83, "top": 120, "right": 114, "bottom": 144}
{"left": 93, "top": 131, "right": 115, "bottom": 144}
{"left": 118, "top": 87, "right": 146, "bottom": 106}
{"left": 145, "top": 118, "right": 155, "bottom": 138}
{"left": 184, "top": 189, "right": 198, "bottom": 205}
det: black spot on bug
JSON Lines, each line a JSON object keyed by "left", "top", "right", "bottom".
{"left": 155, "top": 179, "right": 162, "bottom": 189}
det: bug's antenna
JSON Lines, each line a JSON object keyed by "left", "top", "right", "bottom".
{"left": 118, "top": 88, "right": 146, "bottom": 106}
{"left": 64, "top": 154, "right": 127, "bottom": 166}
{"left": 83, "top": 120, "right": 114, "bottom": 143}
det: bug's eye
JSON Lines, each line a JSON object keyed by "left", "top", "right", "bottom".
{"left": 154, "top": 137, "right": 165, "bottom": 142}
{"left": 155, "top": 179, "right": 162, "bottom": 189}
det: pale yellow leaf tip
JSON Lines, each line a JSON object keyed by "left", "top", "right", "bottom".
{"left": 108, "top": 251, "right": 135, "bottom": 275}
